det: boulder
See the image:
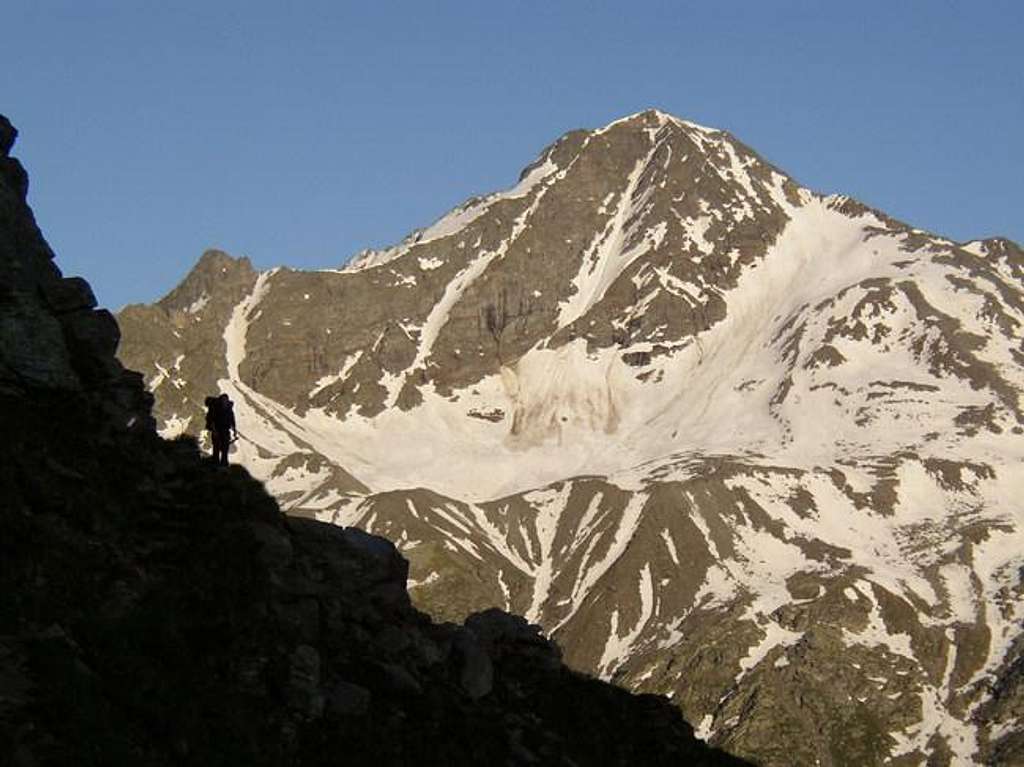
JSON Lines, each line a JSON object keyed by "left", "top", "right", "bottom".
{"left": 273, "top": 598, "right": 320, "bottom": 644}
{"left": 0, "top": 156, "right": 28, "bottom": 199}
{"left": 465, "top": 608, "right": 561, "bottom": 668}
{"left": 451, "top": 628, "right": 493, "bottom": 700}
{"left": 374, "top": 661, "right": 422, "bottom": 696}
{"left": 42, "top": 276, "right": 98, "bottom": 314}
{"left": 326, "top": 679, "right": 371, "bottom": 716}
{"left": 284, "top": 644, "right": 323, "bottom": 717}
{"left": 0, "top": 115, "right": 15, "bottom": 156}
{"left": 246, "top": 520, "right": 294, "bottom": 569}
{"left": 0, "top": 296, "right": 80, "bottom": 389}
{"left": 60, "top": 308, "right": 121, "bottom": 385}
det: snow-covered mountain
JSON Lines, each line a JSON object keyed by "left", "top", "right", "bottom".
{"left": 118, "top": 110, "right": 1024, "bottom": 766}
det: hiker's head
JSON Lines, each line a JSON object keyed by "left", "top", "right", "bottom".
{"left": 219, "top": 393, "right": 230, "bottom": 403}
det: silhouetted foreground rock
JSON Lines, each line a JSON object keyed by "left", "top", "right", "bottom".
{"left": 0, "top": 117, "right": 753, "bottom": 765}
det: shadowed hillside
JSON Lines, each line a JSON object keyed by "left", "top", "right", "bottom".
{"left": 0, "top": 117, "right": 753, "bottom": 765}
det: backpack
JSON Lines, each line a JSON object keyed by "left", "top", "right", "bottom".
{"left": 204, "top": 396, "right": 219, "bottom": 432}
{"left": 215, "top": 399, "right": 235, "bottom": 432}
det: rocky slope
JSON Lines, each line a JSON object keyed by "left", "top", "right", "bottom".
{"left": 0, "top": 117, "right": 750, "bottom": 765}
{"left": 119, "top": 110, "right": 1024, "bottom": 765}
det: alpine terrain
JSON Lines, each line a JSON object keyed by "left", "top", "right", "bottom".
{"left": 1, "top": 115, "right": 750, "bottom": 765}
{"left": 119, "top": 110, "right": 1024, "bottom": 766}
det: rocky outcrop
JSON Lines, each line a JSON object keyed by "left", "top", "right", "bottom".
{"left": 4, "top": 404, "right": 752, "bottom": 765}
{"left": 0, "top": 116, "right": 747, "bottom": 766}
{"left": 0, "top": 115, "right": 152, "bottom": 430}
{"left": 975, "top": 634, "right": 1024, "bottom": 764}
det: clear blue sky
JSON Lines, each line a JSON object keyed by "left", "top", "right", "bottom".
{"left": 3, "top": 1, "right": 1022, "bottom": 309}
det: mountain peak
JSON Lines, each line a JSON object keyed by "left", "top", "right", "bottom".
{"left": 156, "top": 249, "right": 256, "bottom": 313}
{"left": 119, "top": 113, "right": 1024, "bottom": 766}
{"left": 194, "top": 248, "right": 252, "bottom": 275}
{"left": 348, "top": 108, "right": 793, "bottom": 278}
{"left": 592, "top": 108, "right": 723, "bottom": 139}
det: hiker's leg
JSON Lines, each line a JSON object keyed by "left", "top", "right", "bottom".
{"left": 217, "top": 431, "right": 230, "bottom": 466}
{"left": 212, "top": 432, "right": 226, "bottom": 465}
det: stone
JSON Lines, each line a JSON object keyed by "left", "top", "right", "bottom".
{"left": 374, "top": 662, "right": 422, "bottom": 696}
{"left": 409, "top": 631, "right": 444, "bottom": 667}
{"left": 0, "top": 115, "right": 15, "bottom": 156}
{"left": 273, "top": 598, "right": 320, "bottom": 644}
{"left": 0, "top": 296, "right": 79, "bottom": 389}
{"left": 246, "top": 520, "right": 294, "bottom": 569}
{"left": 0, "top": 157, "right": 28, "bottom": 199}
{"left": 284, "top": 644, "right": 322, "bottom": 717}
{"left": 342, "top": 527, "right": 404, "bottom": 572}
{"left": 41, "top": 277, "right": 97, "bottom": 314}
{"left": 326, "top": 679, "right": 371, "bottom": 716}
{"left": 105, "top": 370, "right": 156, "bottom": 431}
{"left": 60, "top": 308, "right": 122, "bottom": 384}
{"left": 236, "top": 655, "right": 269, "bottom": 694}
{"left": 465, "top": 608, "right": 533, "bottom": 645}
{"left": 464, "top": 608, "right": 560, "bottom": 667}
{"left": 374, "top": 624, "right": 411, "bottom": 656}
{"left": 451, "top": 629, "right": 493, "bottom": 700}
{"left": 367, "top": 581, "right": 410, "bottom": 611}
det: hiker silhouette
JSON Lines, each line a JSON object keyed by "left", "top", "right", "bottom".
{"left": 205, "top": 393, "right": 237, "bottom": 466}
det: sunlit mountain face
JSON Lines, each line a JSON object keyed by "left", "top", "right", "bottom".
{"left": 121, "top": 110, "right": 1024, "bottom": 766}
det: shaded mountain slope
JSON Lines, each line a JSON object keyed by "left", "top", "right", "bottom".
{"left": 1, "top": 394, "right": 744, "bottom": 766}
{"left": 0, "top": 117, "right": 750, "bottom": 766}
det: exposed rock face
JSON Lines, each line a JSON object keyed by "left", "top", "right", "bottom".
{"left": 0, "top": 116, "right": 152, "bottom": 429}
{"left": 119, "top": 110, "right": 1024, "bottom": 765}
{"left": 117, "top": 249, "right": 258, "bottom": 435}
{"left": 0, "top": 117, "right": 749, "bottom": 766}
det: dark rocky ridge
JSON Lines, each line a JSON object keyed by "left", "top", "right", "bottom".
{"left": 0, "top": 120, "right": 752, "bottom": 764}
{"left": 0, "top": 117, "right": 152, "bottom": 429}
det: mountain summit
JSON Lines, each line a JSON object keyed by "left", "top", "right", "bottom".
{"left": 119, "top": 110, "right": 1024, "bottom": 765}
